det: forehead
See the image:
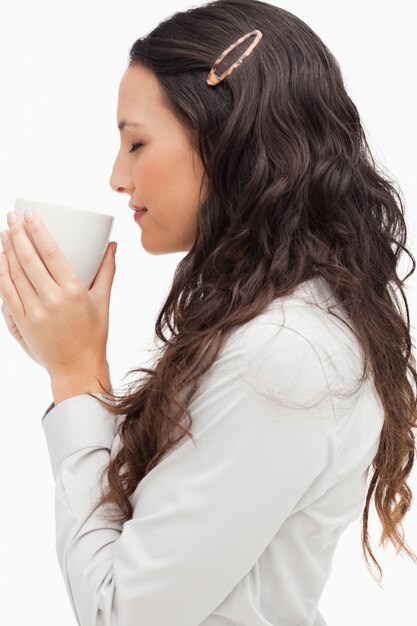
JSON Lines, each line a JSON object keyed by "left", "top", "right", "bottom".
{"left": 117, "top": 65, "right": 184, "bottom": 137}
{"left": 118, "top": 65, "right": 162, "bottom": 111}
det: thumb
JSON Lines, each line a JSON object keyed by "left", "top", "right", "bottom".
{"left": 89, "top": 241, "right": 117, "bottom": 297}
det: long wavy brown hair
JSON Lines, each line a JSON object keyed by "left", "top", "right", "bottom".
{"left": 89, "top": 0, "right": 417, "bottom": 584}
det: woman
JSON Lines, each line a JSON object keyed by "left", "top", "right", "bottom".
{"left": 0, "top": 1, "right": 415, "bottom": 624}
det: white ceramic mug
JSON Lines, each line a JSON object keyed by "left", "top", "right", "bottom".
{"left": 14, "top": 198, "right": 115, "bottom": 289}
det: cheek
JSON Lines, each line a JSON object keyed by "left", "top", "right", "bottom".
{"left": 138, "top": 148, "right": 199, "bottom": 220}
{"left": 136, "top": 147, "right": 179, "bottom": 194}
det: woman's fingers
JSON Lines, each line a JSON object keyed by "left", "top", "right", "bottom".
{"left": 7, "top": 210, "right": 79, "bottom": 297}
{"left": 0, "top": 229, "right": 38, "bottom": 318}
{"left": 1, "top": 301, "right": 38, "bottom": 363}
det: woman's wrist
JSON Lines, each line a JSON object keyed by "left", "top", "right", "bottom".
{"left": 50, "top": 363, "right": 111, "bottom": 406}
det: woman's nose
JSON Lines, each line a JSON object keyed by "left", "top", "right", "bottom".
{"left": 109, "top": 163, "right": 134, "bottom": 194}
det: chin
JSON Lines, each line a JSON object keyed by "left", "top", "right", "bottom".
{"left": 141, "top": 235, "right": 194, "bottom": 255}
{"left": 141, "top": 243, "right": 188, "bottom": 256}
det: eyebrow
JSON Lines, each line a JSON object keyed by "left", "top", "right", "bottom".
{"left": 117, "top": 121, "right": 143, "bottom": 131}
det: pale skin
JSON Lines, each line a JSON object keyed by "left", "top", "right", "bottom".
{"left": 0, "top": 209, "right": 114, "bottom": 403}
{"left": 0, "top": 64, "right": 208, "bottom": 401}
{"left": 110, "top": 63, "right": 208, "bottom": 254}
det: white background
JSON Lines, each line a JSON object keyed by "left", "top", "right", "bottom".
{"left": 0, "top": 1, "right": 416, "bottom": 624}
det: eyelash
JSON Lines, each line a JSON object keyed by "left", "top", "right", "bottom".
{"left": 129, "top": 142, "right": 143, "bottom": 153}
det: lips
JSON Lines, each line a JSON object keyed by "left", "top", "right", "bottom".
{"left": 130, "top": 203, "right": 147, "bottom": 212}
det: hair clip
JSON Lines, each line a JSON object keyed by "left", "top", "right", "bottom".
{"left": 207, "top": 29, "right": 263, "bottom": 87}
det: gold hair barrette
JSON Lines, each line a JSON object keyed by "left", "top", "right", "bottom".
{"left": 207, "top": 29, "right": 263, "bottom": 87}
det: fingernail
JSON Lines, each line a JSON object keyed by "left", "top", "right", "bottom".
{"left": 7, "top": 211, "right": 17, "bottom": 224}
{"left": 113, "top": 242, "right": 117, "bottom": 255}
{"left": 24, "top": 209, "right": 34, "bottom": 222}
{"left": 1, "top": 230, "right": 9, "bottom": 244}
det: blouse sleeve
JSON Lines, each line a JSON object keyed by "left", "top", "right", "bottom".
{"left": 41, "top": 324, "right": 337, "bottom": 626}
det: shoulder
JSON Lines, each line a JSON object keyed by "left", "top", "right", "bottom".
{"left": 228, "top": 323, "right": 332, "bottom": 409}
{"left": 189, "top": 319, "right": 336, "bottom": 457}
{"left": 205, "top": 310, "right": 333, "bottom": 422}
{"left": 216, "top": 277, "right": 335, "bottom": 378}
{"left": 217, "top": 276, "right": 365, "bottom": 397}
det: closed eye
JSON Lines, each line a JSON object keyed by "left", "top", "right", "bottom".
{"left": 129, "top": 142, "right": 143, "bottom": 153}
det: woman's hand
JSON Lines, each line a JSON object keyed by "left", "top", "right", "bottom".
{"left": 1, "top": 300, "right": 40, "bottom": 363}
{"left": 0, "top": 210, "right": 117, "bottom": 380}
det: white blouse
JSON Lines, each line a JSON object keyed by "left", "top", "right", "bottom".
{"left": 41, "top": 276, "right": 384, "bottom": 626}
